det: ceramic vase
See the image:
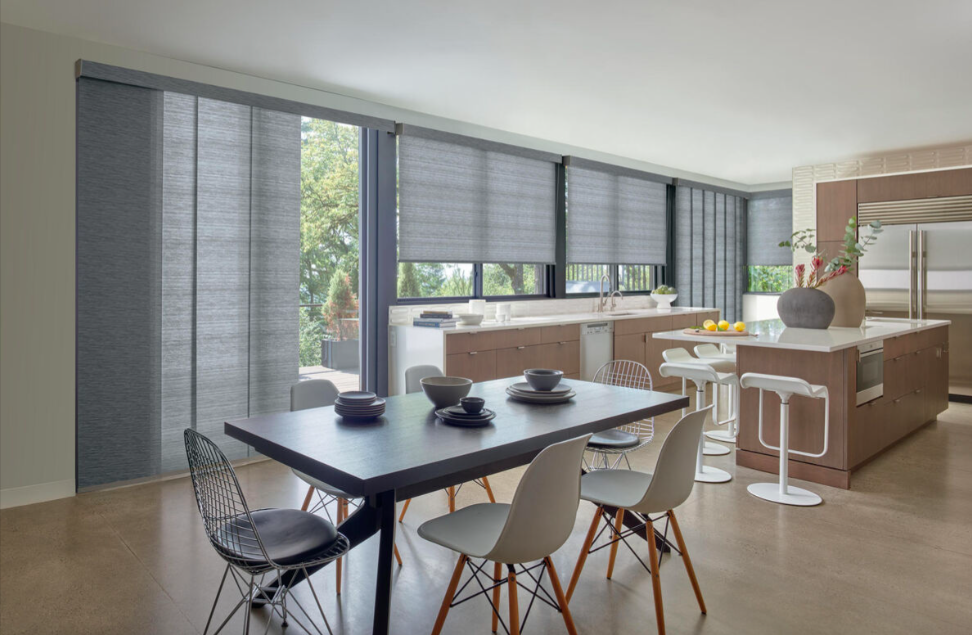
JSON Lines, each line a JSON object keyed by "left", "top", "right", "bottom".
{"left": 777, "top": 287, "right": 835, "bottom": 329}
{"left": 820, "top": 273, "right": 866, "bottom": 328}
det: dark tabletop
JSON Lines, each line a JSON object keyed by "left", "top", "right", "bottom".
{"left": 225, "top": 378, "right": 688, "bottom": 498}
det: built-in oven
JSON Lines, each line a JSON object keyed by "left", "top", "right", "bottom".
{"left": 857, "top": 341, "right": 884, "bottom": 406}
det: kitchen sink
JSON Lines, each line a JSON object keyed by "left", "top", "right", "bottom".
{"left": 605, "top": 311, "right": 636, "bottom": 316}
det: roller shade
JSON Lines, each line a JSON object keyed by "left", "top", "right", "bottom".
{"left": 566, "top": 157, "right": 670, "bottom": 265}
{"left": 398, "top": 125, "right": 558, "bottom": 264}
{"left": 747, "top": 190, "right": 793, "bottom": 265}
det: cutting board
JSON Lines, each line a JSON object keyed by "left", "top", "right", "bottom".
{"left": 682, "top": 327, "right": 751, "bottom": 337}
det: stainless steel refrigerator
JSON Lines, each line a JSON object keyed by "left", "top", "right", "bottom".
{"left": 858, "top": 217, "right": 972, "bottom": 399}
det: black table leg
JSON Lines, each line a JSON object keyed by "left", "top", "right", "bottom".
{"left": 371, "top": 489, "right": 397, "bottom": 635}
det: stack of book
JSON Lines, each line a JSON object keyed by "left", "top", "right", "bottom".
{"left": 413, "top": 311, "right": 458, "bottom": 328}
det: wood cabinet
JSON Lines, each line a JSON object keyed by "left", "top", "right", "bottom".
{"left": 610, "top": 311, "right": 720, "bottom": 387}
{"left": 816, "top": 180, "right": 858, "bottom": 243}
{"left": 445, "top": 350, "right": 496, "bottom": 383}
{"left": 856, "top": 167, "right": 972, "bottom": 203}
{"left": 445, "top": 322, "right": 580, "bottom": 382}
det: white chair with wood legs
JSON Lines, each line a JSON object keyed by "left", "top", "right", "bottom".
{"left": 565, "top": 408, "right": 711, "bottom": 635}
{"left": 739, "top": 373, "right": 829, "bottom": 506}
{"left": 397, "top": 365, "right": 496, "bottom": 523}
{"left": 661, "top": 349, "right": 733, "bottom": 455}
{"left": 290, "top": 380, "right": 402, "bottom": 594}
{"left": 419, "top": 434, "right": 591, "bottom": 635}
{"left": 658, "top": 362, "right": 732, "bottom": 483}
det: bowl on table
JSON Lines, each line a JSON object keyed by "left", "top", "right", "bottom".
{"left": 420, "top": 376, "right": 473, "bottom": 408}
{"left": 456, "top": 314, "right": 485, "bottom": 326}
{"left": 523, "top": 369, "right": 564, "bottom": 391}
{"left": 459, "top": 397, "right": 485, "bottom": 414}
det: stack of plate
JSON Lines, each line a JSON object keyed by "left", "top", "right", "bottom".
{"left": 335, "top": 391, "right": 386, "bottom": 421}
{"left": 435, "top": 406, "right": 496, "bottom": 427}
{"left": 505, "top": 382, "right": 575, "bottom": 404}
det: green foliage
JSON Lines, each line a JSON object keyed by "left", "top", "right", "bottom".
{"left": 323, "top": 269, "right": 358, "bottom": 341}
{"left": 779, "top": 228, "right": 817, "bottom": 254}
{"left": 748, "top": 266, "right": 793, "bottom": 293}
{"left": 484, "top": 264, "right": 541, "bottom": 296}
{"left": 828, "top": 217, "right": 882, "bottom": 271}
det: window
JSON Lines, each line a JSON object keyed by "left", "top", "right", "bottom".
{"left": 566, "top": 264, "right": 611, "bottom": 294}
{"left": 748, "top": 265, "right": 792, "bottom": 293}
{"left": 484, "top": 263, "right": 545, "bottom": 296}
{"left": 397, "top": 262, "right": 474, "bottom": 298}
{"left": 565, "top": 264, "right": 654, "bottom": 294}
{"left": 619, "top": 265, "right": 653, "bottom": 293}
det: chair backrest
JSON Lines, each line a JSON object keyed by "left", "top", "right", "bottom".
{"left": 634, "top": 406, "right": 711, "bottom": 514}
{"left": 404, "top": 365, "right": 443, "bottom": 394}
{"left": 184, "top": 429, "right": 270, "bottom": 571}
{"left": 694, "top": 343, "right": 725, "bottom": 358}
{"left": 658, "top": 361, "right": 720, "bottom": 386}
{"left": 662, "top": 347, "right": 695, "bottom": 364}
{"left": 593, "top": 360, "right": 653, "bottom": 439}
{"left": 486, "top": 434, "right": 592, "bottom": 565}
{"left": 291, "top": 379, "right": 340, "bottom": 411}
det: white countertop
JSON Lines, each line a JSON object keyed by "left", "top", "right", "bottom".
{"left": 654, "top": 317, "right": 951, "bottom": 353}
{"left": 401, "top": 307, "right": 717, "bottom": 334}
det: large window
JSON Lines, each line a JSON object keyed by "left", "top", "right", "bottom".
{"left": 747, "top": 265, "right": 792, "bottom": 293}
{"left": 566, "top": 264, "right": 654, "bottom": 294}
{"left": 484, "top": 263, "right": 545, "bottom": 296}
{"left": 397, "top": 262, "right": 474, "bottom": 298}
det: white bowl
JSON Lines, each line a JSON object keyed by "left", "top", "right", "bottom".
{"left": 651, "top": 293, "right": 678, "bottom": 309}
{"left": 456, "top": 314, "right": 485, "bottom": 326}
{"left": 420, "top": 376, "right": 473, "bottom": 408}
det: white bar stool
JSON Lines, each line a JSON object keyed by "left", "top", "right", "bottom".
{"left": 659, "top": 362, "right": 732, "bottom": 483}
{"left": 662, "top": 349, "right": 733, "bottom": 455}
{"left": 693, "top": 344, "right": 739, "bottom": 443}
{"left": 738, "top": 373, "right": 829, "bottom": 506}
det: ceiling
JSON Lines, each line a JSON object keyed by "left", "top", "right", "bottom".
{"left": 3, "top": 0, "right": 971, "bottom": 184}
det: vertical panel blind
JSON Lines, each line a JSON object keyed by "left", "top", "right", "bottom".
{"left": 565, "top": 158, "right": 670, "bottom": 265}
{"left": 747, "top": 191, "right": 793, "bottom": 266}
{"left": 398, "top": 125, "right": 558, "bottom": 264}
{"left": 674, "top": 184, "right": 747, "bottom": 322}
{"left": 77, "top": 77, "right": 300, "bottom": 488}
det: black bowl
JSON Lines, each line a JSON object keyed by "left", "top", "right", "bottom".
{"left": 460, "top": 397, "right": 485, "bottom": 414}
{"left": 524, "top": 369, "right": 564, "bottom": 391}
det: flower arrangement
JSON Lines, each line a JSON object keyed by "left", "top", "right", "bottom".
{"left": 795, "top": 257, "right": 847, "bottom": 289}
{"left": 779, "top": 217, "right": 881, "bottom": 288}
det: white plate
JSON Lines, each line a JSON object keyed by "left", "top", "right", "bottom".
{"left": 505, "top": 387, "right": 575, "bottom": 404}
{"left": 508, "top": 382, "right": 572, "bottom": 395}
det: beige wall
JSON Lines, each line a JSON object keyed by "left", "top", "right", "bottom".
{"left": 2, "top": 22, "right": 787, "bottom": 507}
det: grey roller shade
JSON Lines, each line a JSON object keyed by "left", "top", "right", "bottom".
{"left": 673, "top": 184, "right": 747, "bottom": 322}
{"left": 78, "top": 77, "right": 300, "bottom": 488}
{"left": 747, "top": 191, "right": 793, "bottom": 266}
{"left": 398, "top": 125, "right": 558, "bottom": 264}
{"left": 566, "top": 158, "right": 670, "bottom": 265}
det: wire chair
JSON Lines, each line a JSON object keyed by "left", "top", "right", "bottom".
{"left": 585, "top": 360, "right": 656, "bottom": 470}
{"left": 185, "top": 429, "right": 349, "bottom": 635}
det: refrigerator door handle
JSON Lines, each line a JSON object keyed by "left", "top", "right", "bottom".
{"left": 908, "top": 229, "right": 916, "bottom": 320}
{"left": 917, "top": 230, "right": 926, "bottom": 320}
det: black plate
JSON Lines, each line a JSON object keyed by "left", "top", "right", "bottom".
{"left": 435, "top": 407, "right": 496, "bottom": 427}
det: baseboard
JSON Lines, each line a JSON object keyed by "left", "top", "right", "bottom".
{"left": 0, "top": 479, "right": 76, "bottom": 510}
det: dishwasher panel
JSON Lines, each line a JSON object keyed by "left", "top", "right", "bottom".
{"left": 580, "top": 321, "right": 615, "bottom": 381}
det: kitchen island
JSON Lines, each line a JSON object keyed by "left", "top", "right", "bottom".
{"left": 656, "top": 318, "right": 951, "bottom": 488}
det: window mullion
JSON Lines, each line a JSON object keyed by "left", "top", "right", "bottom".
{"left": 473, "top": 263, "right": 484, "bottom": 298}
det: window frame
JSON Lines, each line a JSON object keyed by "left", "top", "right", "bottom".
{"left": 396, "top": 262, "right": 552, "bottom": 304}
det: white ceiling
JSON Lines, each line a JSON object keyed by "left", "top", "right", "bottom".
{"left": 3, "top": 0, "right": 971, "bottom": 184}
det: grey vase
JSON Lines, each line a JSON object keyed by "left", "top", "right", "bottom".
{"left": 777, "top": 287, "right": 835, "bottom": 329}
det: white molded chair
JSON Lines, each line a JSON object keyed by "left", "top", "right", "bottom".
{"left": 398, "top": 365, "right": 496, "bottom": 523}
{"left": 739, "top": 373, "right": 830, "bottom": 506}
{"left": 658, "top": 362, "right": 732, "bottom": 483}
{"left": 566, "top": 408, "right": 711, "bottom": 635}
{"left": 419, "top": 435, "right": 592, "bottom": 635}
{"left": 290, "top": 380, "right": 402, "bottom": 593}
{"left": 584, "top": 360, "right": 656, "bottom": 470}
{"left": 661, "top": 349, "right": 735, "bottom": 454}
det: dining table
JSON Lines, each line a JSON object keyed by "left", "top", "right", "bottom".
{"left": 225, "top": 376, "right": 689, "bottom": 634}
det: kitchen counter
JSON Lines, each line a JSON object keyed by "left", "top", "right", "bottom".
{"left": 654, "top": 317, "right": 952, "bottom": 353}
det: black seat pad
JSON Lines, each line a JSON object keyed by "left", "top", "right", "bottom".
{"left": 588, "top": 429, "right": 640, "bottom": 448}
{"left": 217, "top": 508, "right": 339, "bottom": 567}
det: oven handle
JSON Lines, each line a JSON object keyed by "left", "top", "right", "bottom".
{"left": 858, "top": 348, "right": 883, "bottom": 361}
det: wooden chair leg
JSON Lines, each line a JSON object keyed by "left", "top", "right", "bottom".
{"left": 335, "top": 498, "right": 345, "bottom": 594}
{"left": 432, "top": 554, "right": 467, "bottom": 635}
{"left": 645, "top": 518, "right": 666, "bottom": 635}
{"left": 507, "top": 566, "right": 520, "bottom": 635}
{"left": 300, "top": 485, "right": 315, "bottom": 512}
{"left": 566, "top": 506, "right": 601, "bottom": 603}
{"left": 393, "top": 543, "right": 403, "bottom": 566}
{"left": 398, "top": 498, "right": 412, "bottom": 523}
{"left": 448, "top": 486, "right": 456, "bottom": 513}
{"left": 669, "top": 510, "right": 706, "bottom": 614}
{"left": 482, "top": 476, "right": 497, "bottom": 503}
{"left": 491, "top": 561, "right": 502, "bottom": 633}
{"left": 544, "top": 557, "right": 578, "bottom": 635}
{"left": 606, "top": 508, "right": 625, "bottom": 579}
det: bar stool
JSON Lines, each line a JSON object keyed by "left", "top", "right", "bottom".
{"left": 661, "top": 349, "right": 732, "bottom": 456}
{"left": 692, "top": 344, "right": 739, "bottom": 443}
{"left": 658, "top": 362, "right": 732, "bottom": 483}
{"left": 738, "top": 373, "right": 829, "bottom": 506}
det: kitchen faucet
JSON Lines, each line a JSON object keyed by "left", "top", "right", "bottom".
{"left": 597, "top": 273, "right": 611, "bottom": 312}
{"left": 609, "top": 290, "right": 623, "bottom": 311}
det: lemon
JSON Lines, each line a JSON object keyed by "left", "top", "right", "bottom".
{"left": 704, "top": 322, "right": 718, "bottom": 332}
{"left": 718, "top": 320, "right": 730, "bottom": 331}
{"left": 734, "top": 321, "right": 746, "bottom": 332}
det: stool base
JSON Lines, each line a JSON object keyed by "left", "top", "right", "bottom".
{"left": 705, "top": 430, "right": 737, "bottom": 443}
{"left": 695, "top": 466, "right": 732, "bottom": 483}
{"left": 703, "top": 441, "right": 730, "bottom": 456}
{"left": 747, "top": 482, "right": 822, "bottom": 506}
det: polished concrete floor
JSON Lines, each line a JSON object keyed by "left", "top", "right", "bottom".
{"left": 2, "top": 399, "right": 971, "bottom": 635}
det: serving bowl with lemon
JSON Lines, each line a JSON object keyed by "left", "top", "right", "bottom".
{"left": 683, "top": 319, "right": 749, "bottom": 336}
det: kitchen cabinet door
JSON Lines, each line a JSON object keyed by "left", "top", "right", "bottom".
{"left": 647, "top": 336, "right": 676, "bottom": 387}
{"left": 495, "top": 345, "right": 542, "bottom": 379}
{"left": 613, "top": 334, "right": 646, "bottom": 367}
{"left": 446, "top": 350, "right": 496, "bottom": 383}
{"left": 536, "top": 341, "right": 580, "bottom": 375}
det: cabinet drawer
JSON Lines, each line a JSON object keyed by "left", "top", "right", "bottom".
{"left": 540, "top": 324, "right": 580, "bottom": 344}
{"left": 491, "top": 327, "right": 542, "bottom": 350}
{"left": 883, "top": 332, "right": 917, "bottom": 359}
{"left": 849, "top": 398, "right": 888, "bottom": 468}
{"left": 445, "top": 331, "right": 496, "bottom": 355}
{"left": 614, "top": 315, "right": 673, "bottom": 336}
{"left": 445, "top": 350, "right": 496, "bottom": 383}
{"left": 917, "top": 326, "right": 948, "bottom": 350}
{"left": 883, "top": 353, "right": 919, "bottom": 401}
{"left": 672, "top": 313, "right": 701, "bottom": 329}
{"left": 495, "top": 345, "right": 543, "bottom": 378}
{"left": 536, "top": 340, "right": 580, "bottom": 375}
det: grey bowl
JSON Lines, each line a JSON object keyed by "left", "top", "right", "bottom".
{"left": 524, "top": 369, "right": 564, "bottom": 391}
{"left": 421, "top": 376, "right": 473, "bottom": 408}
